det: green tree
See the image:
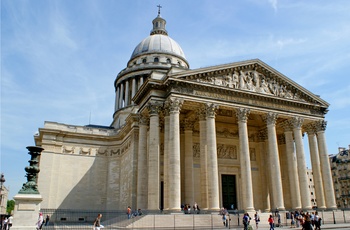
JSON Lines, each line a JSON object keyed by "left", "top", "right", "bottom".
{"left": 7, "top": 200, "right": 15, "bottom": 214}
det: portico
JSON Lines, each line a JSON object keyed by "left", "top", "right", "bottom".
{"left": 132, "top": 60, "right": 337, "bottom": 212}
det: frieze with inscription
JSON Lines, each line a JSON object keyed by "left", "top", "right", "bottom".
{"left": 194, "top": 89, "right": 311, "bottom": 114}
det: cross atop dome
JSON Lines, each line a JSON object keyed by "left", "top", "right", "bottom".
{"left": 157, "top": 4, "right": 162, "bottom": 16}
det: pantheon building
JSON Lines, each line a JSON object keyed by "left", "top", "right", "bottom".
{"left": 34, "top": 11, "right": 337, "bottom": 213}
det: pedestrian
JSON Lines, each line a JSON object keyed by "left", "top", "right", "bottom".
{"left": 243, "top": 213, "right": 250, "bottom": 230}
{"left": 36, "top": 213, "right": 44, "bottom": 230}
{"left": 268, "top": 214, "right": 274, "bottom": 230}
{"left": 127, "top": 206, "right": 132, "bottom": 219}
{"left": 44, "top": 215, "right": 50, "bottom": 226}
{"left": 7, "top": 215, "right": 13, "bottom": 230}
{"left": 93, "top": 213, "right": 104, "bottom": 230}
{"left": 254, "top": 212, "right": 260, "bottom": 229}
{"left": 290, "top": 212, "right": 296, "bottom": 228}
{"left": 2, "top": 217, "right": 8, "bottom": 230}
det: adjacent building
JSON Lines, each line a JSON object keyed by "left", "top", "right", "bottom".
{"left": 330, "top": 146, "right": 350, "bottom": 208}
{"left": 33, "top": 11, "right": 337, "bottom": 213}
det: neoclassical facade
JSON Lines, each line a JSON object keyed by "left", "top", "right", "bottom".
{"left": 35, "top": 12, "right": 337, "bottom": 212}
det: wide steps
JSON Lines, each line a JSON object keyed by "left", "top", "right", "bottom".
{"left": 125, "top": 214, "right": 225, "bottom": 229}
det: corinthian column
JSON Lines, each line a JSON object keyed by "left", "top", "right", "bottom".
{"left": 257, "top": 130, "right": 270, "bottom": 212}
{"left": 305, "top": 124, "right": 326, "bottom": 209}
{"left": 147, "top": 102, "right": 162, "bottom": 210}
{"left": 163, "top": 107, "right": 170, "bottom": 210}
{"left": 184, "top": 118, "right": 194, "bottom": 205}
{"left": 265, "top": 112, "right": 285, "bottom": 210}
{"left": 166, "top": 97, "right": 183, "bottom": 211}
{"left": 292, "top": 117, "right": 312, "bottom": 210}
{"left": 282, "top": 121, "right": 301, "bottom": 210}
{"left": 137, "top": 115, "right": 149, "bottom": 209}
{"left": 236, "top": 108, "right": 254, "bottom": 211}
{"left": 315, "top": 120, "right": 337, "bottom": 209}
{"left": 197, "top": 108, "right": 208, "bottom": 210}
{"left": 206, "top": 103, "right": 220, "bottom": 211}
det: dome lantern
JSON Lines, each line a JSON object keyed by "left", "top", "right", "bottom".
{"left": 150, "top": 5, "right": 168, "bottom": 36}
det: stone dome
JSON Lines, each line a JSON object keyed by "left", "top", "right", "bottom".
{"left": 127, "top": 13, "right": 189, "bottom": 68}
{"left": 130, "top": 34, "right": 186, "bottom": 60}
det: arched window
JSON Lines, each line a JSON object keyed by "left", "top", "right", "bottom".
{"left": 166, "top": 58, "right": 171, "bottom": 63}
{"left": 154, "top": 57, "right": 159, "bottom": 63}
{"left": 142, "top": 58, "right": 147, "bottom": 63}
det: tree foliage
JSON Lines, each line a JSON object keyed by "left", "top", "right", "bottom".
{"left": 7, "top": 200, "right": 15, "bottom": 214}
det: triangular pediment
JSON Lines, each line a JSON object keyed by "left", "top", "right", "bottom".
{"left": 169, "top": 59, "right": 329, "bottom": 107}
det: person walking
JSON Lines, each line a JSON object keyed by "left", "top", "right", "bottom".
{"left": 36, "top": 213, "right": 44, "bottom": 230}
{"left": 44, "top": 215, "right": 50, "bottom": 226}
{"left": 268, "top": 214, "right": 274, "bottom": 230}
{"left": 254, "top": 212, "right": 260, "bottom": 229}
{"left": 127, "top": 206, "right": 132, "bottom": 219}
{"left": 7, "top": 215, "right": 13, "bottom": 230}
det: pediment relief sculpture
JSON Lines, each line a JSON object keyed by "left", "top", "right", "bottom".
{"left": 190, "top": 69, "right": 305, "bottom": 101}
{"left": 178, "top": 62, "right": 326, "bottom": 107}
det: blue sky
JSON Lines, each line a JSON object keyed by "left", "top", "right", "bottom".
{"left": 1, "top": 0, "right": 350, "bottom": 199}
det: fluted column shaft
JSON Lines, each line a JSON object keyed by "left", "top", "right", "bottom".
{"left": 119, "top": 82, "right": 124, "bottom": 108}
{"left": 184, "top": 119, "right": 194, "bottom": 205}
{"left": 283, "top": 123, "right": 302, "bottom": 209}
{"left": 206, "top": 104, "right": 220, "bottom": 211}
{"left": 316, "top": 120, "right": 337, "bottom": 209}
{"left": 137, "top": 115, "right": 148, "bottom": 209}
{"left": 115, "top": 86, "right": 120, "bottom": 111}
{"left": 163, "top": 112, "right": 170, "bottom": 210}
{"left": 198, "top": 108, "right": 208, "bottom": 210}
{"left": 125, "top": 80, "right": 130, "bottom": 106}
{"left": 147, "top": 103, "right": 161, "bottom": 210}
{"left": 167, "top": 98, "right": 183, "bottom": 211}
{"left": 265, "top": 113, "right": 285, "bottom": 210}
{"left": 237, "top": 108, "right": 254, "bottom": 211}
{"left": 307, "top": 128, "right": 326, "bottom": 209}
{"left": 292, "top": 117, "right": 312, "bottom": 210}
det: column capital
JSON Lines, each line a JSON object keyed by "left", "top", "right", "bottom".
{"left": 315, "top": 120, "right": 327, "bottom": 132}
{"left": 206, "top": 103, "right": 219, "bottom": 118}
{"left": 165, "top": 97, "right": 183, "bottom": 113}
{"left": 139, "top": 114, "right": 149, "bottom": 126}
{"left": 292, "top": 117, "right": 304, "bottom": 129}
{"left": 196, "top": 107, "right": 207, "bottom": 121}
{"left": 147, "top": 101, "right": 162, "bottom": 116}
{"left": 304, "top": 122, "right": 317, "bottom": 135}
{"left": 236, "top": 108, "right": 250, "bottom": 122}
{"left": 264, "top": 112, "right": 278, "bottom": 125}
{"left": 280, "top": 120, "right": 293, "bottom": 132}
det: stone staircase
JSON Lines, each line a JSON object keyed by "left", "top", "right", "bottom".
{"left": 117, "top": 213, "right": 226, "bottom": 229}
